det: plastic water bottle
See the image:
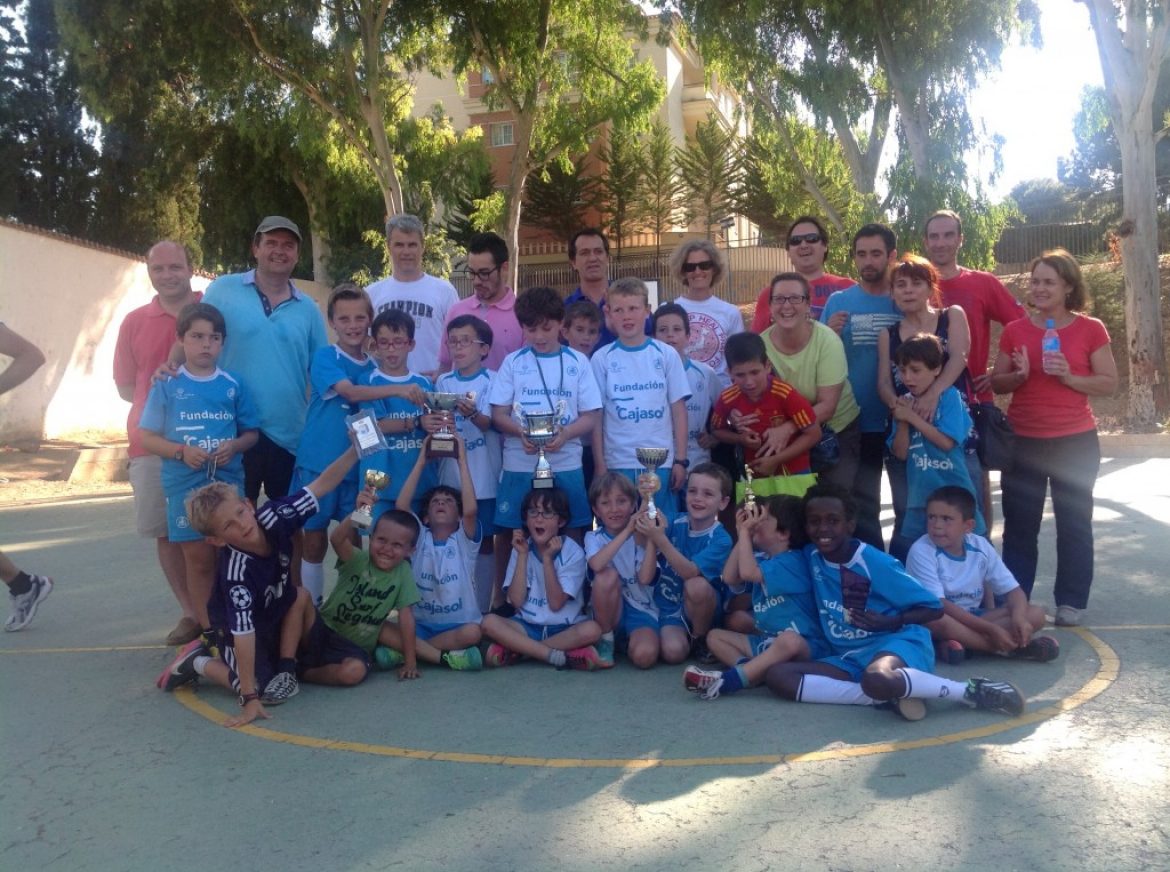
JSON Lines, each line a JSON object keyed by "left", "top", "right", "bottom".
{"left": 1041, "top": 319, "right": 1061, "bottom": 374}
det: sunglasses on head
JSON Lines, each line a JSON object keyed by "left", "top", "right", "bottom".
{"left": 788, "top": 232, "right": 824, "bottom": 246}
{"left": 682, "top": 260, "right": 715, "bottom": 273}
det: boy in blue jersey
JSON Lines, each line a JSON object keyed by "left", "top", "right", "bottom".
{"left": 140, "top": 302, "right": 259, "bottom": 636}
{"left": 763, "top": 483, "right": 1026, "bottom": 721}
{"left": 489, "top": 286, "right": 602, "bottom": 561}
{"left": 360, "top": 309, "right": 443, "bottom": 524}
{"left": 375, "top": 433, "right": 484, "bottom": 671}
{"left": 591, "top": 279, "right": 691, "bottom": 520}
{"left": 434, "top": 314, "right": 501, "bottom": 612}
{"left": 683, "top": 496, "right": 831, "bottom": 700}
{"left": 294, "top": 284, "right": 428, "bottom": 604}
{"left": 887, "top": 334, "right": 985, "bottom": 561}
{"left": 653, "top": 303, "right": 720, "bottom": 476}
{"left": 156, "top": 447, "right": 370, "bottom": 729}
{"left": 636, "top": 462, "right": 733, "bottom": 664}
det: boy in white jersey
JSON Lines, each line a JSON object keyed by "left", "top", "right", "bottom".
{"left": 907, "top": 486, "right": 1058, "bottom": 664}
{"left": 480, "top": 487, "right": 604, "bottom": 669}
{"left": 435, "top": 314, "right": 501, "bottom": 612}
{"left": 374, "top": 433, "right": 484, "bottom": 671}
{"left": 653, "top": 301, "right": 720, "bottom": 475}
{"left": 140, "top": 302, "right": 259, "bottom": 635}
{"left": 585, "top": 473, "right": 651, "bottom": 668}
{"left": 591, "top": 278, "right": 691, "bottom": 520}
{"left": 562, "top": 300, "right": 603, "bottom": 493}
{"left": 489, "top": 286, "right": 602, "bottom": 562}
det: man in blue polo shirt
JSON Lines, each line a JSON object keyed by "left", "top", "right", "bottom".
{"left": 202, "top": 216, "right": 328, "bottom": 502}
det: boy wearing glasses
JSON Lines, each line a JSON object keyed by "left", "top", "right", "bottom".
{"left": 750, "top": 216, "right": 854, "bottom": 330}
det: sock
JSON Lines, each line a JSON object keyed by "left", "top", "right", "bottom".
{"left": 896, "top": 668, "right": 970, "bottom": 702}
{"left": 734, "top": 656, "right": 751, "bottom": 667}
{"left": 474, "top": 552, "right": 495, "bottom": 614}
{"left": 797, "top": 674, "right": 876, "bottom": 706}
{"left": 719, "top": 666, "right": 745, "bottom": 695}
{"left": 193, "top": 655, "right": 211, "bottom": 676}
{"left": 600, "top": 631, "right": 614, "bottom": 645}
{"left": 277, "top": 657, "right": 297, "bottom": 675}
{"left": 301, "top": 560, "right": 325, "bottom": 605}
{"left": 547, "top": 649, "right": 567, "bottom": 668}
{"left": 7, "top": 571, "right": 32, "bottom": 596}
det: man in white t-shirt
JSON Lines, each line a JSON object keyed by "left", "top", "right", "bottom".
{"left": 669, "top": 239, "right": 746, "bottom": 387}
{"left": 365, "top": 214, "right": 459, "bottom": 379}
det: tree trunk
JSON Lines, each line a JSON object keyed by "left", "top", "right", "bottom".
{"left": 503, "top": 116, "right": 535, "bottom": 291}
{"left": 290, "top": 165, "right": 332, "bottom": 283}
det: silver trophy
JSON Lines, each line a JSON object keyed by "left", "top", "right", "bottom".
{"left": 515, "top": 401, "right": 567, "bottom": 489}
{"left": 635, "top": 446, "right": 670, "bottom": 519}
{"left": 350, "top": 470, "right": 391, "bottom": 529}
{"left": 423, "top": 391, "right": 474, "bottom": 459}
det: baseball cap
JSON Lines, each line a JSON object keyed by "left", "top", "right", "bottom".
{"left": 254, "top": 215, "right": 302, "bottom": 242}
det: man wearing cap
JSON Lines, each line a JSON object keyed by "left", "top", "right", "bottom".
{"left": 201, "top": 216, "right": 328, "bottom": 501}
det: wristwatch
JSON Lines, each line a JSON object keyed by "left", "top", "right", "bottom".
{"left": 173, "top": 447, "right": 184, "bottom": 461}
{"left": 673, "top": 458, "right": 690, "bottom": 468}
{"left": 238, "top": 691, "right": 260, "bottom": 707}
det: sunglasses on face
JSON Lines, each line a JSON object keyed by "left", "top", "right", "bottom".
{"left": 682, "top": 260, "right": 715, "bottom": 273}
{"left": 788, "top": 233, "right": 824, "bottom": 246}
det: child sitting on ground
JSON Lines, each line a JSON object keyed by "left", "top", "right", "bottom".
{"left": 480, "top": 487, "right": 604, "bottom": 670}
{"left": 683, "top": 496, "right": 830, "bottom": 700}
{"left": 907, "top": 485, "right": 1058, "bottom": 664}
{"left": 585, "top": 473, "right": 651, "bottom": 668}
{"left": 156, "top": 447, "right": 370, "bottom": 729}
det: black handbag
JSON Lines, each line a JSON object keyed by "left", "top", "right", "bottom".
{"left": 971, "top": 402, "right": 1014, "bottom": 471}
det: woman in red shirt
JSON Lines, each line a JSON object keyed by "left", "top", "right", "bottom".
{"left": 990, "top": 249, "right": 1117, "bottom": 627}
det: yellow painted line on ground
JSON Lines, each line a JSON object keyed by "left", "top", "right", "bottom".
{"left": 172, "top": 626, "right": 1120, "bottom": 769}
{"left": 0, "top": 644, "right": 169, "bottom": 654}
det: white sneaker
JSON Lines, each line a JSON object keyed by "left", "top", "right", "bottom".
{"left": 5, "top": 575, "right": 53, "bottom": 632}
{"left": 1055, "top": 605, "right": 1082, "bottom": 627}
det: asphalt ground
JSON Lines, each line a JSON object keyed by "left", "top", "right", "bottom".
{"left": 2, "top": 457, "right": 1169, "bottom": 871}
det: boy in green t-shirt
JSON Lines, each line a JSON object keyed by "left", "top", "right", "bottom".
{"left": 321, "top": 486, "right": 423, "bottom": 680}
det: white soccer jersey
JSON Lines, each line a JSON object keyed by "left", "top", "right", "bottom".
{"left": 503, "top": 537, "right": 588, "bottom": 626}
{"left": 905, "top": 533, "right": 1020, "bottom": 614}
{"left": 683, "top": 357, "right": 720, "bottom": 469}
{"left": 411, "top": 524, "right": 483, "bottom": 627}
{"left": 585, "top": 528, "right": 656, "bottom": 617}
{"left": 435, "top": 368, "right": 501, "bottom": 500}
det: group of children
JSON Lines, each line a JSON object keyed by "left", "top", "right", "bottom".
{"left": 146, "top": 277, "right": 1055, "bottom": 729}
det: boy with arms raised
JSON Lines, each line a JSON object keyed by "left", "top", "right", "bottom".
{"left": 763, "top": 483, "right": 1026, "bottom": 721}
{"left": 684, "top": 496, "right": 830, "bottom": 699}
{"left": 591, "top": 278, "right": 691, "bottom": 519}
{"left": 636, "top": 462, "right": 733, "bottom": 664}
{"left": 907, "top": 486, "right": 1057, "bottom": 663}
{"left": 157, "top": 448, "right": 370, "bottom": 728}
{"left": 480, "top": 488, "right": 604, "bottom": 669}
{"left": 653, "top": 302, "right": 720, "bottom": 475}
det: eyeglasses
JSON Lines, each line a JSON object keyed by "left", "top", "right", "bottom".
{"left": 788, "top": 233, "right": 824, "bottom": 246}
{"left": 376, "top": 337, "right": 411, "bottom": 348}
{"left": 446, "top": 337, "right": 487, "bottom": 348}
{"left": 462, "top": 265, "right": 501, "bottom": 281}
{"left": 770, "top": 294, "right": 809, "bottom": 306}
{"left": 682, "top": 260, "right": 714, "bottom": 273}
{"left": 525, "top": 508, "right": 560, "bottom": 519}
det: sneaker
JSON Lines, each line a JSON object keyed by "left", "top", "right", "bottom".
{"left": 1008, "top": 635, "right": 1060, "bottom": 662}
{"left": 156, "top": 639, "right": 207, "bottom": 691}
{"left": 261, "top": 671, "right": 300, "bottom": 705}
{"left": 374, "top": 645, "right": 405, "bottom": 671}
{"left": 965, "top": 677, "right": 1025, "bottom": 716}
{"left": 1055, "top": 605, "right": 1082, "bottom": 627}
{"left": 683, "top": 666, "right": 724, "bottom": 700}
{"left": 878, "top": 697, "right": 928, "bottom": 721}
{"left": 935, "top": 639, "right": 966, "bottom": 666}
{"left": 200, "top": 629, "right": 220, "bottom": 658}
{"left": 441, "top": 647, "right": 484, "bottom": 671}
{"left": 562, "top": 645, "right": 603, "bottom": 671}
{"left": 5, "top": 575, "right": 53, "bottom": 632}
{"left": 691, "top": 638, "right": 718, "bottom": 665}
{"left": 595, "top": 635, "right": 615, "bottom": 668}
{"left": 485, "top": 643, "right": 520, "bottom": 668}
{"left": 165, "top": 616, "right": 202, "bottom": 647}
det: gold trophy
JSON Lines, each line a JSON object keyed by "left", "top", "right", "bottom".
{"left": 515, "top": 401, "right": 566, "bottom": 489}
{"left": 423, "top": 391, "right": 473, "bottom": 459}
{"left": 743, "top": 464, "right": 757, "bottom": 508}
{"left": 350, "top": 469, "right": 390, "bottom": 529}
{"left": 635, "top": 446, "right": 670, "bottom": 519}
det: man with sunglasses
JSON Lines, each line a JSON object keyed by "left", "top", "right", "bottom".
{"left": 439, "top": 231, "right": 523, "bottom": 372}
{"left": 366, "top": 213, "right": 460, "bottom": 380}
{"left": 750, "top": 216, "right": 854, "bottom": 331}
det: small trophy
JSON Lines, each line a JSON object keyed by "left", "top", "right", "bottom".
{"left": 744, "top": 464, "right": 757, "bottom": 508}
{"left": 515, "top": 401, "right": 566, "bottom": 490}
{"left": 423, "top": 391, "right": 473, "bottom": 459}
{"left": 350, "top": 469, "right": 390, "bottom": 529}
{"left": 635, "top": 446, "right": 670, "bottom": 519}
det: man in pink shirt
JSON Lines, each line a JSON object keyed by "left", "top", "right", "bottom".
{"left": 113, "top": 241, "right": 203, "bottom": 646}
{"left": 750, "top": 215, "right": 854, "bottom": 331}
{"left": 440, "top": 232, "right": 522, "bottom": 372}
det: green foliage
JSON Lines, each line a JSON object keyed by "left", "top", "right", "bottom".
{"left": 443, "top": 157, "right": 499, "bottom": 248}
{"left": 594, "top": 125, "right": 647, "bottom": 259}
{"left": 523, "top": 155, "right": 597, "bottom": 244}
{"left": 1007, "top": 178, "right": 1082, "bottom": 224}
{"left": 676, "top": 116, "right": 740, "bottom": 239}
{"left": 638, "top": 119, "right": 684, "bottom": 258}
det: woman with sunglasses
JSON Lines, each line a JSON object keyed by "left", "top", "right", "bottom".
{"left": 750, "top": 217, "right": 854, "bottom": 331}
{"left": 758, "top": 272, "right": 861, "bottom": 493}
{"left": 668, "top": 239, "right": 745, "bottom": 387}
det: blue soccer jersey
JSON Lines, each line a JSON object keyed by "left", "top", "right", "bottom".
{"left": 653, "top": 516, "right": 733, "bottom": 615}
{"left": 140, "top": 365, "right": 259, "bottom": 496}
{"left": 296, "top": 345, "right": 376, "bottom": 476}
{"left": 359, "top": 369, "right": 435, "bottom": 510}
{"left": 434, "top": 368, "right": 501, "bottom": 500}
{"left": 208, "top": 488, "right": 319, "bottom": 645}
{"left": 752, "top": 549, "right": 821, "bottom": 641}
{"left": 590, "top": 338, "right": 691, "bottom": 470}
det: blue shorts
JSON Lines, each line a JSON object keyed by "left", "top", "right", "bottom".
{"left": 292, "top": 467, "right": 358, "bottom": 531}
{"left": 610, "top": 468, "right": 677, "bottom": 522}
{"left": 477, "top": 498, "right": 497, "bottom": 537}
{"left": 297, "top": 614, "right": 370, "bottom": 678}
{"left": 166, "top": 480, "right": 243, "bottom": 543}
{"left": 415, "top": 621, "right": 467, "bottom": 642}
{"left": 509, "top": 615, "right": 583, "bottom": 642}
{"left": 658, "top": 607, "right": 691, "bottom": 633}
{"left": 817, "top": 626, "right": 934, "bottom": 682}
{"left": 620, "top": 602, "right": 660, "bottom": 636}
{"left": 494, "top": 468, "right": 591, "bottom": 530}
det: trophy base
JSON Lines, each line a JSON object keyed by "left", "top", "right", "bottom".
{"left": 427, "top": 437, "right": 458, "bottom": 460}
{"left": 350, "top": 508, "right": 373, "bottom": 529}
{"left": 531, "top": 475, "right": 556, "bottom": 490}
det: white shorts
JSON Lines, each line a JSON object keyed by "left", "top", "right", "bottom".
{"left": 129, "top": 455, "right": 168, "bottom": 539}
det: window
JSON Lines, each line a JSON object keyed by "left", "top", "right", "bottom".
{"left": 481, "top": 66, "right": 495, "bottom": 85}
{"left": 490, "top": 121, "right": 514, "bottom": 148}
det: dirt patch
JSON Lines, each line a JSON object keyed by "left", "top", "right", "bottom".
{"left": 0, "top": 439, "right": 132, "bottom": 506}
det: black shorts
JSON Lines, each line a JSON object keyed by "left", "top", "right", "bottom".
{"left": 243, "top": 432, "right": 296, "bottom": 503}
{"left": 297, "top": 615, "right": 371, "bottom": 679}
